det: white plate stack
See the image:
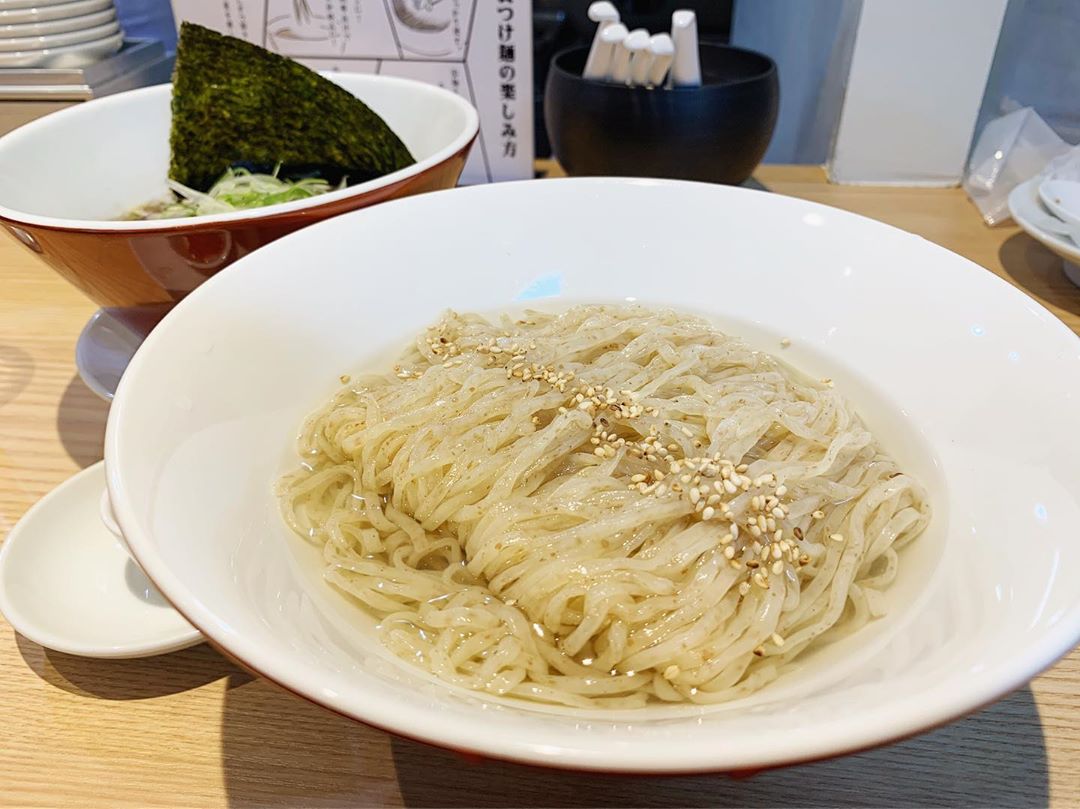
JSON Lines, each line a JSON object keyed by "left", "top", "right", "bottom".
{"left": 0, "top": 0, "right": 123, "bottom": 69}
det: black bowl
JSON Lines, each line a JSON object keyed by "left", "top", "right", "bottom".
{"left": 544, "top": 44, "right": 779, "bottom": 185}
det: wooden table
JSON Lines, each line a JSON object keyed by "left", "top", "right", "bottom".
{"left": 2, "top": 165, "right": 1079, "bottom": 808}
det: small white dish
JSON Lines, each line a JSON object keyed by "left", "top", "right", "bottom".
{"left": 0, "top": 6, "right": 114, "bottom": 37}
{"left": 1009, "top": 176, "right": 1080, "bottom": 287}
{"left": 0, "top": 0, "right": 112, "bottom": 26}
{"left": 1039, "top": 178, "right": 1080, "bottom": 238}
{"left": 0, "top": 461, "right": 201, "bottom": 658}
{"left": 0, "top": 18, "right": 117, "bottom": 51}
{"left": 0, "top": 27, "right": 120, "bottom": 67}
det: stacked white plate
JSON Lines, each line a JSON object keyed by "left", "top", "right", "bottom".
{"left": 0, "top": 0, "right": 122, "bottom": 68}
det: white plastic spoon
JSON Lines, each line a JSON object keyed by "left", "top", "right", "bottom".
{"left": 670, "top": 9, "right": 701, "bottom": 87}
{"left": 582, "top": 1, "right": 620, "bottom": 80}
{"left": 614, "top": 28, "right": 650, "bottom": 85}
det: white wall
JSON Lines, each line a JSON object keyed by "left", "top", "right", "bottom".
{"left": 828, "top": 0, "right": 1008, "bottom": 185}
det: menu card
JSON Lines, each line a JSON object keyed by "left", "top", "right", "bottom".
{"left": 169, "top": 0, "right": 533, "bottom": 184}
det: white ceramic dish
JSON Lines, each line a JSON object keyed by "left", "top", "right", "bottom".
{"left": 0, "top": 0, "right": 110, "bottom": 26}
{"left": 1039, "top": 178, "right": 1080, "bottom": 238}
{"left": 0, "top": 6, "right": 113, "bottom": 36}
{"left": 0, "top": 18, "right": 117, "bottom": 51}
{"left": 1009, "top": 176, "right": 1080, "bottom": 286}
{"left": 0, "top": 0, "right": 95, "bottom": 9}
{"left": 105, "top": 178, "right": 1080, "bottom": 772}
{"left": 0, "top": 462, "right": 201, "bottom": 658}
{"left": 0, "top": 27, "right": 119, "bottom": 66}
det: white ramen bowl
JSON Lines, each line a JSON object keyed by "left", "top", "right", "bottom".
{"left": 105, "top": 178, "right": 1080, "bottom": 773}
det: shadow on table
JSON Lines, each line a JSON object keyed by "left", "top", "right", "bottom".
{"left": 998, "top": 231, "right": 1080, "bottom": 318}
{"left": 214, "top": 672, "right": 1048, "bottom": 808}
{"left": 15, "top": 633, "right": 247, "bottom": 699}
{"left": 55, "top": 374, "right": 109, "bottom": 469}
{"left": 0, "top": 343, "right": 33, "bottom": 407}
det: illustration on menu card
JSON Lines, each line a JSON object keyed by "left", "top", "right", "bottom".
{"left": 169, "top": 0, "right": 533, "bottom": 184}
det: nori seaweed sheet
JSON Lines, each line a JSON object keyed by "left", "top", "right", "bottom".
{"left": 169, "top": 22, "right": 416, "bottom": 191}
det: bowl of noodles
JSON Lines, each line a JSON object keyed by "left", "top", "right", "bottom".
{"left": 0, "top": 71, "right": 477, "bottom": 309}
{"left": 104, "top": 178, "right": 1080, "bottom": 772}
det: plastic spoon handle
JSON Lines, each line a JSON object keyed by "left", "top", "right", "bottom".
{"left": 621, "top": 28, "right": 651, "bottom": 85}
{"left": 670, "top": 9, "right": 701, "bottom": 87}
{"left": 582, "top": 2, "right": 620, "bottom": 80}
{"left": 646, "top": 33, "right": 674, "bottom": 87}
{"left": 607, "top": 27, "right": 637, "bottom": 83}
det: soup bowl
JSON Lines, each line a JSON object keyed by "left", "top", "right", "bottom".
{"left": 105, "top": 177, "right": 1080, "bottom": 772}
{"left": 0, "top": 73, "right": 478, "bottom": 308}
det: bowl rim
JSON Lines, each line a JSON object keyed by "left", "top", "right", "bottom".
{"left": 0, "top": 72, "right": 480, "bottom": 233}
{"left": 105, "top": 177, "right": 1080, "bottom": 773}
{"left": 548, "top": 42, "right": 777, "bottom": 92}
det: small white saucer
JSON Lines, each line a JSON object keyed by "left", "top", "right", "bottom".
{"left": 1008, "top": 177, "right": 1080, "bottom": 288}
{"left": 0, "top": 461, "right": 202, "bottom": 658}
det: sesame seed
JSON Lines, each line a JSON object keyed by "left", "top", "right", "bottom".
{"left": 738, "top": 582, "right": 751, "bottom": 596}
{"left": 753, "top": 572, "right": 768, "bottom": 588}
{"left": 723, "top": 480, "right": 738, "bottom": 494}
{"left": 780, "top": 338, "right": 791, "bottom": 348}
{"left": 702, "top": 506, "right": 715, "bottom": 520}
{"left": 594, "top": 448, "right": 605, "bottom": 457}
{"left": 720, "top": 533, "right": 734, "bottom": 545}
{"left": 753, "top": 646, "right": 765, "bottom": 657}
{"left": 772, "top": 544, "right": 782, "bottom": 559}
{"left": 830, "top": 533, "right": 844, "bottom": 543}
{"left": 812, "top": 510, "right": 825, "bottom": 520}
{"left": 680, "top": 426, "right": 694, "bottom": 437}
{"left": 771, "top": 632, "right": 785, "bottom": 647}
{"left": 689, "top": 488, "right": 701, "bottom": 504}
{"left": 663, "top": 664, "right": 680, "bottom": 680}
{"left": 793, "top": 526, "right": 804, "bottom": 540}
{"left": 631, "top": 474, "right": 646, "bottom": 483}
{"left": 736, "top": 464, "right": 749, "bottom": 473}
{"left": 723, "top": 546, "right": 736, "bottom": 559}
{"left": 772, "top": 507, "right": 786, "bottom": 520}
{"left": 775, "top": 485, "right": 787, "bottom": 497}
{"left": 771, "top": 560, "right": 784, "bottom": 575}
{"left": 747, "top": 560, "right": 760, "bottom": 569}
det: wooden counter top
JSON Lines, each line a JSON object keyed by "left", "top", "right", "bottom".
{"left": 2, "top": 164, "right": 1079, "bottom": 807}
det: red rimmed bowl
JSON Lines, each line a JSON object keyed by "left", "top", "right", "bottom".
{"left": 0, "top": 73, "right": 479, "bottom": 308}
